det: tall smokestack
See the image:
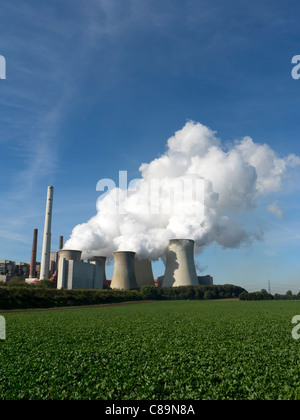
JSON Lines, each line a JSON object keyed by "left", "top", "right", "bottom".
{"left": 40, "top": 186, "right": 54, "bottom": 280}
{"left": 29, "top": 229, "right": 38, "bottom": 278}
{"left": 134, "top": 258, "right": 154, "bottom": 287}
{"left": 111, "top": 251, "right": 138, "bottom": 290}
{"left": 162, "top": 239, "right": 198, "bottom": 287}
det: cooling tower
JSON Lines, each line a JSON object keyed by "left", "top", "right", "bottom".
{"left": 29, "top": 229, "right": 38, "bottom": 278}
{"left": 111, "top": 251, "right": 138, "bottom": 290}
{"left": 88, "top": 256, "right": 107, "bottom": 282}
{"left": 134, "top": 257, "right": 154, "bottom": 287}
{"left": 40, "top": 186, "right": 54, "bottom": 280}
{"left": 162, "top": 239, "right": 198, "bottom": 287}
{"left": 58, "top": 249, "right": 82, "bottom": 261}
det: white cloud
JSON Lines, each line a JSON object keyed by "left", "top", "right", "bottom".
{"left": 65, "top": 121, "right": 300, "bottom": 260}
{"left": 267, "top": 201, "right": 284, "bottom": 218}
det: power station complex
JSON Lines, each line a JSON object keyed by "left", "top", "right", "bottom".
{"left": 27, "top": 186, "right": 213, "bottom": 290}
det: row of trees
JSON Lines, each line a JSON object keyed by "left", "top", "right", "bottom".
{"left": 3, "top": 279, "right": 299, "bottom": 305}
{"left": 143, "top": 284, "right": 246, "bottom": 300}
{"left": 0, "top": 283, "right": 246, "bottom": 310}
{"left": 239, "top": 289, "right": 300, "bottom": 300}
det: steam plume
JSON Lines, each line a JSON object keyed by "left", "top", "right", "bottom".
{"left": 64, "top": 121, "right": 300, "bottom": 260}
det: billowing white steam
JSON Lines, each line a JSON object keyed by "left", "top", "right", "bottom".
{"left": 64, "top": 121, "right": 300, "bottom": 260}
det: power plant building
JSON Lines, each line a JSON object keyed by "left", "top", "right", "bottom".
{"left": 22, "top": 185, "right": 214, "bottom": 290}
{"left": 0, "top": 260, "right": 32, "bottom": 282}
{"left": 57, "top": 250, "right": 104, "bottom": 289}
{"left": 198, "top": 275, "right": 213, "bottom": 285}
{"left": 49, "top": 252, "right": 58, "bottom": 278}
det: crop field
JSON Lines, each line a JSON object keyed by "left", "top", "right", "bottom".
{"left": 1, "top": 300, "right": 300, "bottom": 400}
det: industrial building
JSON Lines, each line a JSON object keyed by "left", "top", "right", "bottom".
{"left": 0, "top": 260, "right": 16, "bottom": 277}
{"left": 0, "top": 260, "right": 31, "bottom": 278}
{"left": 0, "top": 260, "right": 38, "bottom": 283}
{"left": 57, "top": 250, "right": 104, "bottom": 289}
{"left": 15, "top": 185, "right": 214, "bottom": 290}
{"left": 197, "top": 275, "right": 213, "bottom": 285}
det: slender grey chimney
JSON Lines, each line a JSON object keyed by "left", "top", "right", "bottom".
{"left": 40, "top": 186, "right": 54, "bottom": 280}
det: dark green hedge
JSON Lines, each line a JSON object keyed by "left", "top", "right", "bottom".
{"left": 0, "top": 284, "right": 246, "bottom": 310}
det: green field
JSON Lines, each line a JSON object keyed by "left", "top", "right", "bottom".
{"left": 1, "top": 300, "right": 300, "bottom": 400}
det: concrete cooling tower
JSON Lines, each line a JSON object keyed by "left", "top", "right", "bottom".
{"left": 58, "top": 249, "right": 82, "bottom": 261}
{"left": 88, "top": 256, "right": 107, "bottom": 283}
{"left": 162, "top": 239, "right": 199, "bottom": 287}
{"left": 134, "top": 258, "right": 155, "bottom": 287}
{"left": 111, "top": 251, "right": 138, "bottom": 290}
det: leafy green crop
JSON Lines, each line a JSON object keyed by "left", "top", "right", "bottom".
{"left": 1, "top": 300, "right": 300, "bottom": 399}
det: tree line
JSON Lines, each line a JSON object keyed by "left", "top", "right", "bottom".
{"left": 0, "top": 280, "right": 246, "bottom": 310}
{"left": 239, "top": 289, "right": 300, "bottom": 300}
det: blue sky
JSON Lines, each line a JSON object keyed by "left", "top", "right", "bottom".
{"left": 1, "top": 0, "right": 300, "bottom": 293}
